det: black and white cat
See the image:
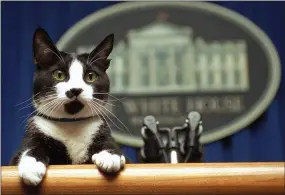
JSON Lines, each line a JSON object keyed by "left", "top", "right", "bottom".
{"left": 10, "top": 28, "right": 126, "bottom": 186}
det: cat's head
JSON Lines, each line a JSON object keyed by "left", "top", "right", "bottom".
{"left": 32, "top": 28, "right": 114, "bottom": 119}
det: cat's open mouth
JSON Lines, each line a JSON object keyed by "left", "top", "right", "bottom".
{"left": 64, "top": 100, "right": 84, "bottom": 115}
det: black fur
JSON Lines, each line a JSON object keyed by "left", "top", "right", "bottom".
{"left": 10, "top": 28, "right": 124, "bottom": 167}
{"left": 10, "top": 119, "right": 122, "bottom": 166}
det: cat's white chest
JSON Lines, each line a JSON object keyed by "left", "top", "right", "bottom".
{"left": 33, "top": 116, "right": 103, "bottom": 164}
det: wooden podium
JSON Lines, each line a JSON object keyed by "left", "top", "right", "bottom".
{"left": 2, "top": 162, "right": 284, "bottom": 195}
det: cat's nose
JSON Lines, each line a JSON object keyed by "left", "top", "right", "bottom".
{"left": 66, "top": 88, "right": 83, "bottom": 98}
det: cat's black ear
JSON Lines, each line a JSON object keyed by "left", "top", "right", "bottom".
{"left": 88, "top": 34, "right": 114, "bottom": 67}
{"left": 33, "top": 28, "right": 62, "bottom": 68}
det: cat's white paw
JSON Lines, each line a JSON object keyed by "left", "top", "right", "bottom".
{"left": 92, "top": 150, "right": 125, "bottom": 173}
{"left": 18, "top": 156, "right": 46, "bottom": 186}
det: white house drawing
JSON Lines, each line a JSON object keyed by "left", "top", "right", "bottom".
{"left": 76, "top": 21, "right": 249, "bottom": 94}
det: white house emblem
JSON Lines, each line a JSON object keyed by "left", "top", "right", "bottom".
{"left": 57, "top": 2, "right": 281, "bottom": 147}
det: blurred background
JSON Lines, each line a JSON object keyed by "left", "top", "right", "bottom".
{"left": 1, "top": 1, "right": 284, "bottom": 165}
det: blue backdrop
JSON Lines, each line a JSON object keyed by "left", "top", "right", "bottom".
{"left": 2, "top": 1, "right": 284, "bottom": 165}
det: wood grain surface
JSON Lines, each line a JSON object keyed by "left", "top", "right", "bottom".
{"left": 1, "top": 162, "right": 284, "bottom": 195}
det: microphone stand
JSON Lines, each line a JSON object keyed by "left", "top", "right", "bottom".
{"left": 140, "top": 111, "right": 203, "bottom": 164}
{"left": 183, "top": 112, "right": 203, "bottom": 163}
{"left": 140, "top": 116, "right": 170, "bottom": 163}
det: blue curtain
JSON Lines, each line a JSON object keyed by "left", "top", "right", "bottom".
{"left": 2, "top": 1, "right": 284, "bottom": 165}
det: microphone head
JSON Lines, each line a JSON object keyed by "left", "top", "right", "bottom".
{"left": 188, "top": 111, "right": 201, "bottom": 131}
{"left": 143, "top": 115, "right": 158, "bottom": 134}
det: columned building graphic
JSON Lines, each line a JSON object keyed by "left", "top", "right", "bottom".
{"left": 77, "top": 21, "right": 249, "bottom": 94}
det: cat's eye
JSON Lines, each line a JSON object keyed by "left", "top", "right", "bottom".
{"left": 85, "top": 72, "right": 98, "bottom": 83}
{"left": 52, "top": 70, "right": 66, "bottom": 81}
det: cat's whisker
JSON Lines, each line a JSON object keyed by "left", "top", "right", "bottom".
{"left": 20, "top": 108, "right": 38, "bottom": 122}
{"left": 89, "top": 57, "right": 106, "bottom": 66}
{"left": 44, "top": 97, "right": 66, "bottom": 117}
{"left": 89, "top": 104, "right": 101, "bottom": 122}
{"left": 107, "top": 99, "right": 127, "bottom": 102}
{"left": 33, "top": 99, "right": 57, "bottom": 111}
{"left": 29, "top": 92, "right": 57, "bottom": 104}
{"left": 107, "top": 95, "right": 126, "bottom": 103}
{"left": 14, "top": 92, "right": 41, "bottom": 107}
{"left": 89, "top": 103, "right": 113, "bottom": 133}
{"left": 55, "top": 100, "right": 65, "bottom": 113}
{"left": 45, "top": 100, "right": 62, "bottom": 118}
{"left": 57, "top": 51, "right": 65, "bottom": 65}
{"left": 93, "top": 104, "right": 126, "bottom": 133}
{"left": 92, "top": 97, "right": 117, "bottom": 107}
{"left": 37, "top": 96, "right": 58, "bottom": 103}
{"left": 48, "top": 101, "right": 62, "bottom": 117}
{"left": 45, "top": 48, "right": 65, "bottom": 65}
{"left": 88, "top": 102, "right": 101, "bottom": 120}
{"left": 17, "top": 96, "right": 57, "bottom": 112}
{"left": 21, "top": 100, "right": 59, "bottom": 129}
{"left": 86, "top": 102, "right": 94, "bottom": 116}
{"left": 90, "top": 103, "right": 109, "bottom": 124}
{"left": 35, "top": 99, "right": 58, "bottom": 114}
{"left": 92, "top": 101, "right": 131, "bottom": 135}
{"left": 21, "top": 111, "right": 37, "bottom": 127}
{"left": 25, "top": 98, "right": 57, "bottom": 118}
{"left": 17, "top": 87, "right": 56, "bottom": 108}
{"left": 17, "top": 101, "right": 35, "bottom": 110}
{"left": 15, "top": 95, "right": 43, "bottom": 108}
{"left": 40, "top": 93, "right": 57, "bottom": 97}
{"left": 20, "top": 99, "right": 58, "bottom": 126}
{"left": 36, "top": 105, "right": 55, "bottom": 121}
{"left": 88, "top": 45, "right": 111, "bottom": 64}
{"left": 88, "top": 102, "right": 101, "bottom": 122}
{"left": 17, "top": 104, "right": 34, "bottom": 111}
{"left": 51, "top": 46, "right": 65, "bottom": 64}
{"left": 21, "top": 109, "right": 40, "bottom": 125}
{"left": 93, "top": 92, "right": 126, "bottom": 104}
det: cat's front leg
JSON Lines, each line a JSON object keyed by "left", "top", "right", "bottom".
{"left": 89, "top": 128, "right": 126, "bottom": 173}
{"left": 92, "top": 150, "right": 126, "bottom": 173}
{"left": 11, "top": 148, "right": 49, "bottom": 186}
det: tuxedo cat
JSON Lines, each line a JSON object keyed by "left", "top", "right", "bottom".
{"left": 10, "top": 28, "right": 126, "bottom": 186}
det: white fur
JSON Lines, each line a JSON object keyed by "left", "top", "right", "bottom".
{"left": 33, "top": 116, "right": 103, "bottom": 164}
{"left": 92, "top": 150, "right": 126, "bottom": 173}
{"left": 56, "top": 59, "right": 93, "bottom": 100}
{"left": 18, "top": 150, "right": 47, "bottom": 186}
{"left": 35, "top": 58, "right": 96, "bottom": 119}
